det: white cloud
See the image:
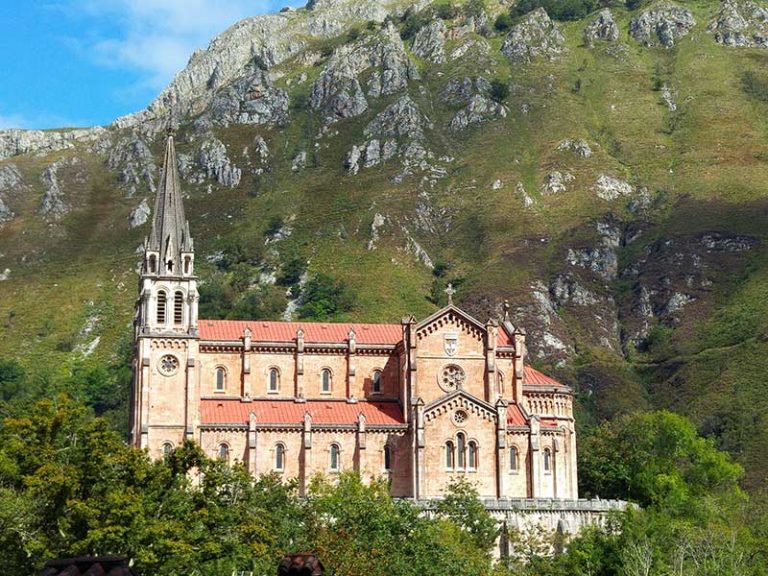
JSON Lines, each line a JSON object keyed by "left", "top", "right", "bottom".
{"left": 70, "top": 0, "right": 303, "bottom": 92}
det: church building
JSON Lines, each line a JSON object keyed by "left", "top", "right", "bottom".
{"left": 130, "top": 136, "right": 579, "bottom": 500}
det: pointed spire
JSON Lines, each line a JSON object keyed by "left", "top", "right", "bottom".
{"left": 147, "top": 134, "right": 193, "bottom": 275}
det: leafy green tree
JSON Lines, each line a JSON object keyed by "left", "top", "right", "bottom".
{"left": 435, "top": 477, "right": 498, "bottom": 552}
{"left": 579, "top": 411, "right": 743, "bottom": 511}
{"left": 298, "top": 273, "right": 356, "bottom": 321}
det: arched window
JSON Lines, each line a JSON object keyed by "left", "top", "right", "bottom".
{"left": 321, "top": 369, "right": 332, "bottom": 394}
{"left": 148, "top": 254, "right": 157, "bottom": 274}
{"left": 184, "top": 256, "right": 191, "bottom": 275}
{"left": 268, "top": 368, "right": 279, "bottom": 394}
{"left": 468, "top": 441, "right": 478, "bottom": 470}
{"left": 497, "top": 371, "right": 505, "bottom": 395}
{"left": 274, "top": 444, "right": 285, "bottom": 471}
{"left": 218, "top": 443, "right": 230, "bottom": 463}
{"left": 445, "top": 441, "right": 455, "bottom": 469}
{"left": 509, "top": 446, "right": 519, "bottom": 472}
{"left": 157, "top": 291, "right": 167, "bottom": 325}
{"left": 162, "top": 442, "right": 173, "bottom": 457}
{"left": 330, "top": 443, "right": 340, "bottom": 471}
{"left": 544, "top": 448, "right": 552, "bottom": 472}
{"left": 215, "top": 367, "right": 226, "bottom": 392}
{"left": 372, "top": 370, "right": 382, "bottom": 394}
{"left": 383, "top": 444, "right": 392, "bottom": 471}
{"left": 174, "top": 291, "right": 184, "bottom": 325}
{"left": 457, "top": 432, "right": 466, "bottom": 469}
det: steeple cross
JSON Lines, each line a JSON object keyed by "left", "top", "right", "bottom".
{"left": 445, "top": 283, "right": 456, "bottom": 306}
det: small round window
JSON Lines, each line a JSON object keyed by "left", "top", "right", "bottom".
{"left": 453, "top": 410, "right": 468, "bottom": 426}
{"left": 158, "top": 354, "right": 179, "bottom": 376}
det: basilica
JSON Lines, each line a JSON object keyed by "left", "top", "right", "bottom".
{"left": 130, "top": 136, "right": 579, "bottom": 500}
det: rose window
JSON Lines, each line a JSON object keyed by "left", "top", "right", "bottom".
{"left": 158, "top": 354, "right": 179, "bottom": 376}
{"left": 441, "top": 365, "right": 466, "bottom": 391}
{"left": 453, "top": 410, "right": 468, "bottom": 425}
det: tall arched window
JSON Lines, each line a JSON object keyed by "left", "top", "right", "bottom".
{"left": 457, "top": 432, "right": 466, "bottom": 469}
{"left": 321, "top": 369, "right": 332, "bottom": 394}
{"left": 543, "top": 448, "right": 552, "bottom": 472}
{"left": 219, "top": 443, "right": 230, "bottom": 463}
{"left": 497, "top": 371, "right": 505, "bottom": 396}
{"left": 268, "top": 368, "right": 279, "bottom": 394}
{"left": 275, "top": 444, "right": 285, "bottom": 471}
{"left": 184, "top": 256, "right": 191, "bottom": 275}
{"left": 372, "top": 370, "right": 382, "bottom": 394}
{"left": 384, "top": 444, "right": 392, "bottom": 471}
{"left": 330, "top": 443, "right": 340, "bottom": 471}
{"left": 157, "top": 291, "right": 167, "bottom": 325}
{"left": 174, "top": 291, "right": 184, "bottom": 325}
{"left": 149, "top": 254, "right": 157, "bottom": 274}
{"left": 509, "top": 446, "right": 519, "bottom": 472}
{"left": 468, "top": 441, "right": 478, "bottom": 470}
{"left": 215, "top": 367, "right": 226, "bottom": 392}
{"left": 162, "top": 442, "right": 173, "bottom": 458}
{"left": 445, "top": 441, "right": 455, "bottom": 469}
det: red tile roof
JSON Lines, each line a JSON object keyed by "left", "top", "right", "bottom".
{"left": 200, "top": 318, "right": 519, "bottom": 348}
{"left": 507, "top": 403, "right": 527, "bottom": 426}
{"left": 199, "top": 320, "right": 403, "bottom": 344}
{"left": 201, "top": 399, "right": 405, "bottom": 426}
{"left": 523, "top": 366, "right": 566, "bottom": 388}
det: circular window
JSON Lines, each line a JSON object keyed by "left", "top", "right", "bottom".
{"left": 453, "top": 410, "right": 469, "bottom": 426}
{"left": 440, "top": 364, "right": 466, "bottom": 392}
{"left": 158, "top": 354, "right": 179, "bottom": 376}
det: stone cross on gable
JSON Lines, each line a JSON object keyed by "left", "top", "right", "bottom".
{"left": 445, "top": 283, "right": 456, "bottom": 306}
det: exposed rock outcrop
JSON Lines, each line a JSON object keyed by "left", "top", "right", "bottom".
{"left": 441, "top": 77, "right": 492, "bottom": 106}
{"left": 0, "top": 127, "right": 106, "bottom": 161}
{"left": 203, "top": 68, "right": 289, "bottom": 127}
{"left": 708, "top": 0, "right": 768, "bottom": 47}
{"left": 593, "top": 174, "right": 633, "bottom": 201}
{"left": 541, "top": 171, "right": 574, "bottom": 194}
{"left": 310, "top": 27, "right": 418, "bottom": 124}
{"left": 501, "top": 8, "right": 566, "bottom": 63}
{"left": 629, "top": 4, "right": 696, "bottom": 47}
{"left": 0, "top": 197, "right": 13, "bottom": 227}
{"left": 129, "top": 199, "right": 151, "bottom": 229}
{"left": 449, "top": 95, "right": 507, "bottom": 130}
{"left": 39, "top": 161, "right": 70, "bottom": 221}
{"left": 412, "top": 20, "right": 447, "bottom": 63}
{"left": 557, "top": 138, "right": 593, "bottom": 158}
{"left": 199, "top": 138, "right": 241, "bottom": 188}
{"left": 364, "top": 95, "right": 431, "bottom": 139}
{"left": 584, "top": 9, "right": 620, "bottom": 45}
{"left": 106, "top": 135, "right": 156, "bottom": 197}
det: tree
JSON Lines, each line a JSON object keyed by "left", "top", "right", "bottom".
{"left": 436, "top": 477, "right": 498, "bottom": 553}
{"left": 579, "top": 411, "right": 743, "bottom": 511}
{"left": 298, "top": 273, "right": 356, "bottom": 321}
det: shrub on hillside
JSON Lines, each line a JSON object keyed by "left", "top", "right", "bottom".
{"left": 298, "top": 273, "right": 356, "bottom": 321}
{"left": 490, "top": 79, "right": 510, "bottom": 102}
{"left": 512, "top": 0, "right": 598, "bottom": 21}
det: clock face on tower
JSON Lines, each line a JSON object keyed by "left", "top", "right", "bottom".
{"left": 158, "top": 354, "right": 180, "bottom": 376}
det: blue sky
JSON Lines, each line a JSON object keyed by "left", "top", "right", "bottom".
{"left": 0, "top": 0, "right": 304, "bottom": 129}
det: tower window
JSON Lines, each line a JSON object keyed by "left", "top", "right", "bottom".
{"left": 174, "top": 291, "right": 184, "bottom": 325}
{"left": 445, "top": 441, "right": 455, "bottom": 469}
{"left": 157, "top": 291, "right": 167, "bottom": 325}
{"left": 509, "top": 446, "right": 519, "bottom": 472}
{"left": 321, "top": 369, "right": 332, "bottom": 394}
{"left": 184, "top": 256, "right": 191, "bottom": 275}
{"left": 468, "top": 441, "right": 478, "bottom": 470}
{"left": 384, "top": 444, "right": 392, "bottom": 471}
{"left": 218, "top": 443, "right": 230, "bottom": 463}
{"left": 268, "top": 368, "right": 279, "bottom": 394}
{"left": 457, "top": 432, "right": 466, "bottom": 469}
{"left": 275, "top": 444, "right": 285, "bottom": 471}
{"left": 330, "top": 443, "right": 340, "bottom": 471}
{"left": 544, "top": 448, "right": 552, "bottom": 473}
{"left": 215, "top": 368, "right": 226, "bottom": 392}
{"left": 372, "top": 370, "right": 382, "bottom": 394}
{"left": 162, "top": 442, "right": 173, "bottom": 458}
{"left": 148, "top": 255, "right": 157, "bottom": 274}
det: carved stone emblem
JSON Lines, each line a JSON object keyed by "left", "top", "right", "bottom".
{"left": 444, "top": 333, "right": 458, "bottom": 357}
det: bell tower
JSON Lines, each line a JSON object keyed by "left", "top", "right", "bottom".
{"left": 131, "top": 134, "right": 200, "bottom": 451}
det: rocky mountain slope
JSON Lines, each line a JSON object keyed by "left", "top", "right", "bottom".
{"left": 2, "top": 0, "right": 768, "bottom": 488}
